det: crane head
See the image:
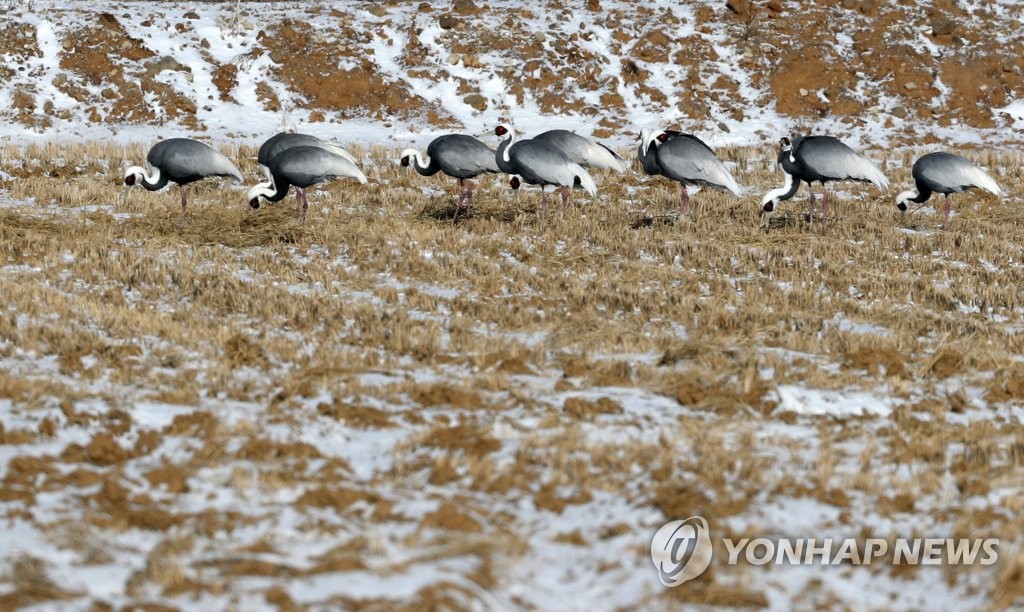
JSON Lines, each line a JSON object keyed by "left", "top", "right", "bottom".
{"left": 123, "top": 166, "right": 145, "bottom": 187}
{"left": 398, "top": 148, "right": 419, "bottom": 168}
{"left": 246, "top": 183, "right": 274, "bottom": 209}
{"left": 895, "top": 189, "right": 917, "bottom": 214}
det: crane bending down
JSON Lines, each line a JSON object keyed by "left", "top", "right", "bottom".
{"left": 760, "top": 136, "right": 889, "bottom": 226}
{"left": 895, "top": 152, "right": 1002, "bottom": 229}
{"left": 493, "top": 124, "right": 596, "bottom": 220}
{"left": 639, "top": 128, "right": 741, "bottom": 217}
{"left": 246, "top": 146, "right": 367, "bottom": 219}
{"left": 399, "top": 134, "right": 500, "bottom": 220}
{"left": 257, "top": 133, "right": 358, "bottom": 211}
{"left": 123, "top": 138, "right": 244, "bottom": 214}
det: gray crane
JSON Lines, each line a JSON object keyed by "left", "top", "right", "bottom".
{"left": 760, "top": 136, "right": 889, "bottom": 226}
{"left": 492, "top": 124, "right": 597, "bottom": 220}
{"left": 639, "top": 128, "right": 741, "bottom": 217}
{"left": 399, "top": 134, "right": 500, "bottom": 220}
{"left": 258, "top": 132, "right": 358, "bottom": 210}
{"left": 247, "top": 146, "right": 367, "bottom": 219}
{"left": 123, "top": 138, "right": 244, "bottom": 214}
{"left": 895, "top": 152, "right": 1002, "bottom": 229}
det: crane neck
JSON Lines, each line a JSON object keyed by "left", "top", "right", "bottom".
{"left": 412, "top": 151, "right": 439, "bottom": 176}
{"left": 128, "top": 165, "right": 168, "bottom": 191}
{"left": 761, "top": 170, "right": 799, "bottom": 207}
{"left": 498, "top": 128, "right": 517, "bottom": 163}
{"left": 897, "top": 187, "right": 929, "bottom": 205}
{"left": 399, "top": 149, "right": 439, "bottom": 177}
{"left": 249, "top": 178, "right": 290, "bottom": 205}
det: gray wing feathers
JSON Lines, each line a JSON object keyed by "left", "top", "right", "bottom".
{"left": 536, "top": 130, "right": 628, "bottom": 173}
{"left": 317, "top": 141, "right": 359, "bottom": 166}
{"left": 514, "top": 141, "right": 597, "bottom": 195}
{"left": 917, "top": 153, "right": 1001, "bottom": 196}
{"left": 431, "top": 135, "right": 500, "bottom": 175}
{"left": 205, "top": 148, "right": 244, "bottom": 183}
{"left": 260, "top": 133, "right": 358, "bottom": 167}
{"left": 658, "top": 138, "right": 741, "bottom": 195}
{"left": 801, "top": 138, "right": 889, "bottom": 189}
{"left": 151, "top": 138, "right": 243, "bottom": 183}
{"left": 278, "top": 148, "right": 367, "bottom": 186}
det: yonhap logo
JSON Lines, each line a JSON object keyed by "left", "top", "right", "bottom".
{"left": 650, "top": 515, "right": 1000, "bottom": 587}
{"left": 650, "top": 516, "right": 713, "bottom": 587}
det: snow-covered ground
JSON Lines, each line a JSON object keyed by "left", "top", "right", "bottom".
{"left": 0, "top": 0, "right": 1022, "bottom": 150}
{"left": 0, "top": 1, "right": 1023, "bottom": 609}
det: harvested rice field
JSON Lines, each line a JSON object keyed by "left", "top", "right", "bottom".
{"left": 0, "top": 140, "right": 1022, "bottom": 609}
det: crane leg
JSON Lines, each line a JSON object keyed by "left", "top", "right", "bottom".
{"left": 179, "top": 185, "right": 189, "bottom": 216}
{"left": 679, "top": 185, "right": 690, "bottom": 217}
{"left": 822, "top": 187, "right": 830, "bottom": 223}
{"left": 301, "top": 189, "right": 309, "bottom": 222}
{"left": 453, "top": 179, "right": 465, "bottom": 222}
{"left": 807, "top": 187, "right": 816, "bottom": 222}
{"left": 560, "top": 186, "right": 569, "bottom": 213}
{"left": 540, "top": 188, "right": 549, "bottom": 221}
{"left": 466, "top": 180, "right": 474, "bottom": 215}
{"left": 296, "top": 187, "right": 305, "bottom": 210}
{"left": 943, "top": 194, "right": 951, "bottom": 229}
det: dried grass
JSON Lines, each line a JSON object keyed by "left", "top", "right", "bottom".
{"left": 0, "top": 141, "right": 1022, "bottom": 607}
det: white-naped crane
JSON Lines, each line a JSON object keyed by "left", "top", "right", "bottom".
{"left": 399, "top": 134, "right": 500, "bottom": 220}
{"left": 247, "top": 146, "right": 367, "bottom": 219}
{"left": 257, "top": 133, "right": 358, "bottom": 209}
{"left": 895, "top": 151, "right": 1002, "bottom": 229}
{"left": 123, "top": 138, "right": 244, "bottom": 214}
{"left": 492, "top": 124, "right": 597, "bottom": 220}
{"left": 639, "top": 128, "right": 742, "bottom": 217}
{"left": 760, "top": 136, "right": 889, "bottom": 226}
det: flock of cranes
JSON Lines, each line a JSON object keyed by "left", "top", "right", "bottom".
{"left": 122, "top": 127, "right": 1004, "bottom": 230}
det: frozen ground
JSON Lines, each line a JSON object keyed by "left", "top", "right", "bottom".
{"left": 0, "top": 1, "right": 1022, "bottom": 150}
{"left": 0, "top": 1, "right": 1023, "bottom": 609}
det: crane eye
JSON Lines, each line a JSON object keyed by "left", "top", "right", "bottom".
{"left": 656, "top": 132, "right": 669, "bottom": 142}
{"left": 495, "top": 125, "right": 507, "bottom": 136}
{"left": 124, "top": 175, "right": 135, "bottom": 186}
{"left": 400, "top": 156, "right": 410, "bottom": 167}
{"left": 781, "top": 137, "right": 791, "bottom": 146}
{"left": 249, "top": 197, "right": 260, "bottom": 209}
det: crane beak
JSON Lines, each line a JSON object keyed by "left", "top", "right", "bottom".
{"left": 121, "top": 185, "right": 131, "bottom": 207}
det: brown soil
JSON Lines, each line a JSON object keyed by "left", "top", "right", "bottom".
{"left": 2, "top": 3, "right": 1022, "bottom": 138}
